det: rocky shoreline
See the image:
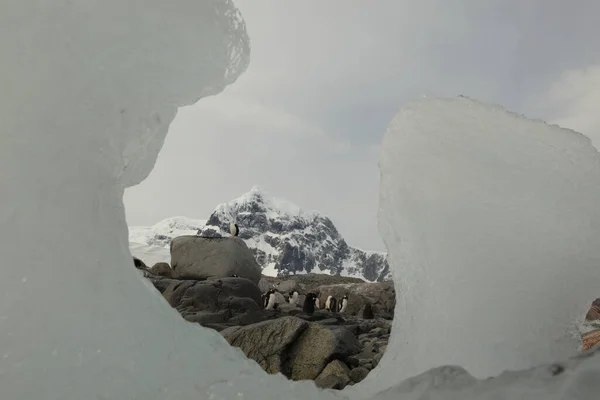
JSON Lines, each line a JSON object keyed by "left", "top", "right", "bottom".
{"left": 132, "top": 235, "right": 395, "bottom": 389}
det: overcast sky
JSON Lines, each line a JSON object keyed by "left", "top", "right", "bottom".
{"left": 124, "top": 0, "right": 600, "bottom": 251}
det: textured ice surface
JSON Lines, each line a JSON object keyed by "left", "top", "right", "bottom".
{"left": 372, "top": 97, "right": 600, "bottom": 386}
{"left": 2, "top": 0, "right": 600, "bottom": 399}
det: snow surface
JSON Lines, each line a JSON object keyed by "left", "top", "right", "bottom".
{"left": 129, "top": 216, "right": 206, "bottom": 266}
{"left": 2, "top": 1, "right": 600, "bottom": 399}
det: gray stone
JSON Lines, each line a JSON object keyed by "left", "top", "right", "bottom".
{"left": 315, "top": 281, "right": 395, "bottom": 318}
{"left": 373, "top": 353, "right": 383, "bottom": 368}
{"left": 349, "top": 366, "right": 370, "bottom": 383}
{"left": 150, "top": 262, "right": 173, "bottom": 278}
{"left": 273, "top": 279, "right": 300, "bottom": 293}
{"left": 258, "top": 278, "right": 272, "bottom": 293}
{"left": 222, "top": 316, "right": 309, "bottom": 375}
{"left": 162, "top": 277, "right": 263, "bottom": 325}
{"left": 314, "top": 360, "right": 351, "bottom": 390}
{"left": 171, "top": 236, "right": 262, "bottom": 283}
{"left": 286, "top": 324, "right": 360, "bottom": 380}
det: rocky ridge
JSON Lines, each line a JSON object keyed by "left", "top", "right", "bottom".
{"left": 133, "top": 243, "right": 394, "bottom": 390}
{"left": 199, "top": 186, "right": 390, "bottom": 282}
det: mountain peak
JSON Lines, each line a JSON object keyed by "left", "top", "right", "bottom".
{"left": 198, "top": 188, "right": 390, "bottom": 282}
{"left": 217, "top": 186, "right": 317, "bottom": 222}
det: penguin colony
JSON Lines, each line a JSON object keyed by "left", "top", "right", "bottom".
{"left": 260, "top": 289, "right": 350, "bottom": 316}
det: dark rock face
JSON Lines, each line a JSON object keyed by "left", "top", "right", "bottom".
{"left": 170, "top": 236, "right": 262, "bottom": 284}
{"left": 134, "top": 251, "right": 394, "bottom": 390}
{"left": 162, "top": 277, "right": 265, "bottom": 326}
{"left": 198, "top": 186, "right": 390, "bottom": 282}
{"left": 316, "top": 282, "right": 395, "bottom": 319}
{"left": 221, "top": 317, "right": 309, "bottom": 375}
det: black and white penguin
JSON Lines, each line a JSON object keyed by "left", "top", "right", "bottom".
{"left": 338, "top": 295, "right": 348, "bottom": 313}
{"left": 264, "top": 288, "right": 278, "bottom": 310}
{"left": 325, "top": 295, "right": 337, "bottom": 312}
{"left": 230, "top": 274, "right": 239, "bottom": 278}
{"left": 229, "top": 223, "right": 239, "bottom": 237}
{"left": 314, "top": 295, "right": 320, "bottom": 310}
{"left": 288, "top": 290, "right": 299, "bottom": 306}
{"left": 261, "top": 289, "right": 271, "bottom": 308}
{"left": 303, "top": 292, "right": 317, "bottom": 314}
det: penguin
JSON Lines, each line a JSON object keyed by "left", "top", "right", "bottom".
{"left": 230, "top": 274, "right": 239, "bottom": 278}
{"left": 261, "top": 289, "right": 272, "bottom": 308}
{"left": 314, "top": 296, "right": 320, "bottom": 309}
{"left": 338, "top": 295, "right": 348, "bottom": 313}
{"left": 229, "top": 223, "right": 239, "bottom": 237}
{"left": 288, "top": 290, "right": 299, "bottom": 306}
{"left": 303, "top": 292, "right": 317, "bottom": 314}
{"left": 362, "top": 302, "right": 374, "bottom": 319}
{"left": 265, "top": 288, "right": 278, "bottom": 310}
{"left": 325, "top": 295, "right": 337, "bottom": 312}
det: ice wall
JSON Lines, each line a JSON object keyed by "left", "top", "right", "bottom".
{"left": 373, "top": 97, "right": 600, "bottom": 385}
{"left": 2, "top": 0, "right": 600, "bottom": 399}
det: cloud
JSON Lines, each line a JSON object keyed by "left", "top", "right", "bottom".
{"left": 125, "top": 0, "right": 600, "bottom": 252}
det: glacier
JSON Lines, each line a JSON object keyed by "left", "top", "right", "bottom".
{"left": 1, "top": 1, "right": 600, "bottom": 400}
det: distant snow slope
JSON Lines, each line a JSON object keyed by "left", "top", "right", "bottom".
{"left": 128, "top": 187, "right": 389, "bottom": 282}
{"left": 128, "top": 216, "right": 206, "bottom": 266}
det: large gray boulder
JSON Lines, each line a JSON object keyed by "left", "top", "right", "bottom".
{"left": 221, "top": 316, "right": 309, "bottom": 375}
{"left": 316, "top": 282, "right": 395, "bottom": 318}
{"left": 162, "top": 277, "right": 265, "bottom": 326}
{"left": 171, "top": 236, "right": 262, "bottom": 283}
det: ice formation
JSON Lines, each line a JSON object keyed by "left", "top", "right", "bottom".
{"left": 2, "top": 1, "right": 600, "bottom": 400}
{"left": 372, "top": 97, "right": 600, "bottom": 385}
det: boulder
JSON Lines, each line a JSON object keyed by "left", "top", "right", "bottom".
{"left": 170, "top": 236, "right": 262, "bottom": 283}
{"left": 314, "top": 360, "right": 351, "bottom": 390}
{"left": 258, "top": 278, "right": 272, "bottom": 293}
{"left": 316, "top": 282, "right": 395, "bottom": 318}
{"left": 162, "top": 277, "right": 264, "bottom": 326}
{"left": 150, "top": 262, "right": 173, "bottom": 278}
{"left": 273, "top": 279, "right": 300, "bottom": 293}
{"left": 349, "top": 366, "right": 370, "bottom": 383}
{"left": 222, "top": 316, "right": 309, "bottom": 375}
{"left": 585, "top": 298, "right": 600, "bottom": 321}
{"left": 286, "top": 324, "right": 360, "bottom": 380}
{"left": 149, "top": 278, "right": 178, "bottom": 293}
{"left": 582, "top": 329, "right": 600, "bottom": 351}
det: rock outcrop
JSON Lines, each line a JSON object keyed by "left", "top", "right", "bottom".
{"left": 170, "top": 235, "right": 262, "bottom": 283}
{"left": 162, "top": 277, "right": 265, "bottom": 328}
{"left": 585, "top": 298, "right": 600, "bottom": 321}
{"left": 198, "top": 186, "right": 390, "bottom": 282}
{"left": 135, "top": 249, "right": 393, "bottom": 389}
{"left": 260, "top": 275, "right": 395, "bottom": 319}
{"left": 582, "top": 329, "right": 600, "bottom": 351}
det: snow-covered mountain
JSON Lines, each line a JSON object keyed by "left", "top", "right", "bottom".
{"left": 199, "top": 186, "right": 390, "bottom": 282}
{"left": 128, "top": 187, "right": 390, "bottom": 282}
